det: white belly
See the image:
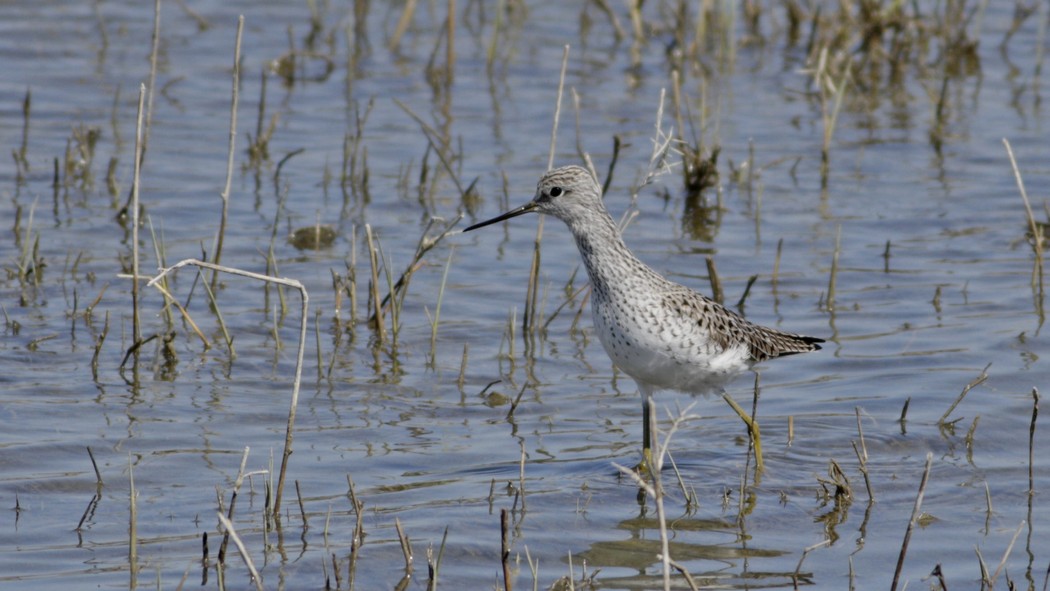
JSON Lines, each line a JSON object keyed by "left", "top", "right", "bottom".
{"left": 591, "top": 297, "right": 752, "bottom": 394}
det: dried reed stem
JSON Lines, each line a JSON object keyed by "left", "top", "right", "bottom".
{"left": 426, "top": 526, "right": 448, "bottom": 591}
{"left": 389, "top": 0, "right": 417, "bottom": 50}
{"left": 218, "top": 447, "right": 252, "bottom": 564}
{"left": 523, "top": 227, "right": 543, "bottom": 335}
{"left": 571, "top": 88, "right": 594, "bottom": 176}
{"left": 501, "top": 508, "right": 512, "bottom": 591}
{"left": 518, "top": 439, "right": 527, "bottom": 512}
{"left": 140, "top": 0, "right": 160, "bottom": 161}
{"left": 667, "top": 558, "right": 699, "bottom": 591}
{"left": 735, "top": 275, "right": 758, "bottom": 308}
{"left": 446, "top": 0, "right": 455, "bottom": 84}
{"left": 128, "top": 456, "right": 138, "bottom": 588}
{"left": 394, "top": 517, "right": 414, "bottom": 574}
{"left": 457, "top": 343, "right": 468, "bottom": 391}
{"left": 91, "top": 311, "right": 110, "bottom": 380}
{"left": 772, "top": 237, "right": 783, "bottom": 292}
{"left": 377, "top": 216, "right": 461, "bottom": 324}
{"left": 987, "top": 520, "right": 1027, "bottom": 587}
{"left": 427, "top": 245, "right": 454, "bottom": 362}
{"left": 365, "top": 224, "right": 385, "bottom": 342}
{"left": 346, "top": 475, "right": 364, "bottom": 586}
{"left": 853, "top": 408, "right": 874, "bottom": 502}
{"left": 794, "top": 539, "right": 831, "bottom": 582}
{"left": 890, "top": 452, "right": 933, "bottom": 591}
{"left": 826, "top": 224, "right": 841, "bottom": 311}
{"left": 851, "top": 440, "right": 874, "bottom": 502}
{"left": 614, "top": 404, "right": 700, "bottom": 591}
{"left": 705, "top": 256, "right": 723, "bottom": 304}
{"left": 86, "top": 446, "right": 103, "bottom": 487}
{"left": 939, "top": 363, "right": 990, "bottom": 424}
{"left": 211, "top": 15, "right": 244, "bottom": 291}
{"left": 391, "top": 100, "right": 471, "bottom": 197}
{"left": 130, "top": 84, "right": 145, "bottom": 347}
{"left": 147, "top": 259, "right": 308, "bottom": 518}
{"left": 722, "top": 390, "right": 764, "bottom": 472}
{"left": 216, "top": 512, "right": 264, "bottom": 591}
{"left": 1028, "top": 388, "right": 1039, "bottom": 496}
{"left": 295, "top": 479, "right": 308, "bottom": 528}
{"left": 1003, "top": 138, "right": 1045, "bottom": 298}
{"left": 816, "top": 48, "right": 850, "bottom": 187}
{"left": 13, "top": 88, "right": 30, "bottom": 181}
{"left": 521, "top": 45, "right": 573, "bottom": 336}
{"left": 198, "top": 270, "right": 235, "bottom": 354}
{"left": 548, "top": 45, "right": 570, "bottom": 171}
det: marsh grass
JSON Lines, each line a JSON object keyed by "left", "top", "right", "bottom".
{"left": 9, "top": 2, "right": 1050, "bottom": 590}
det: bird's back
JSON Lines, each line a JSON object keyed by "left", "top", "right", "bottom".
{"left": 592, "top": 273, "right": 822, "bottom": 394}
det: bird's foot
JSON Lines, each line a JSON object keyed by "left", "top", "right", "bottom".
{"left": 632, "top": 448, "right": 655, "bottom": 481}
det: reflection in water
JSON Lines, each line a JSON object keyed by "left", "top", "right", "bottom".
{"left": 680, "top": 145, "right": 722, "bottom": 242}
{"left": 578, "top": 513, "right": 790, "bottom": 588}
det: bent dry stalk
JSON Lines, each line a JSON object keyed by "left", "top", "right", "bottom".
{"left": 146, "top": 259, "right": 308, "bottom": 519}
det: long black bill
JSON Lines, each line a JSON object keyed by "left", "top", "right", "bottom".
{"left": 463, "top": 201, "right": 539, "bottom": 232}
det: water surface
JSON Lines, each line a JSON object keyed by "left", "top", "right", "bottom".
{"left": 1, "top": 1, "right": 1048, "bottom": 589}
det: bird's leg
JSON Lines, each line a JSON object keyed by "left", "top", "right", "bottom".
{"left": 722, "top": 391, "right": 764, "bottom": 472}
{"left": 636, "top": 382, "right": 656, "bottom": 478}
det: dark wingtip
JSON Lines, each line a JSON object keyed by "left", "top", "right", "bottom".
{"left": 803, "top": 336, "right": 825, "bottom": 351}
{"left": 770, "top": 335, "right": 824, "bottom": 358}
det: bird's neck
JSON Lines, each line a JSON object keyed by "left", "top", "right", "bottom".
{"left": 568, "top": 211, "right": 654, "bottom": 294}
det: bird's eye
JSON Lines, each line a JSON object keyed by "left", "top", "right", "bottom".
{"left": 549, "top": 186, "right": 563, "bottom": 197}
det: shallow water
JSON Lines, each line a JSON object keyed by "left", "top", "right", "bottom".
{"left": 1, "top": 1, "right": 1048, "bottom": 589}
